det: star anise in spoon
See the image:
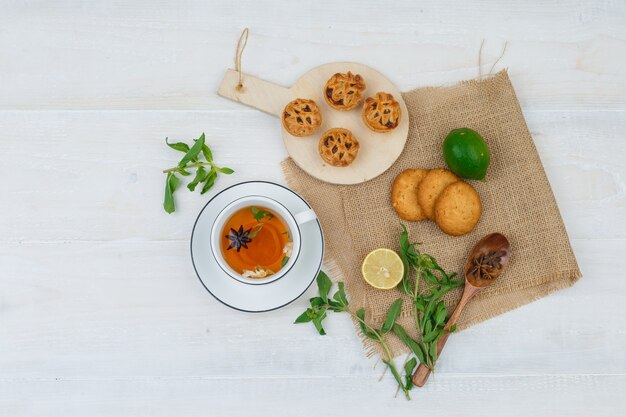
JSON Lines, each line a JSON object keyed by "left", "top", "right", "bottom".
{"left": 225, "top": 225, "right": 252, "bottom": 252}
{"left": 468, "top": 250, "right": 506, "bottom": 280}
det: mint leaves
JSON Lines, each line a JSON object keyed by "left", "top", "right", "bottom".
{"left": 247, "top": 207, "right": 274, "bottom": 239}
{"left": 294, "top": 227, "right": 463, "bottom": 397}
{"left": 250, "top": 206, "right": 273, "bottom": 222}
{"left": 162, "top": 133, "right": 234, "bottom": 213}
{"left": 295, "top": 272, "right": 413, "bottom": 400}
{"left": 397, "top": 224, "right": 463, "bottom": 371}
{"left": 163, "top": 172, "right": 180, "bottom": 214}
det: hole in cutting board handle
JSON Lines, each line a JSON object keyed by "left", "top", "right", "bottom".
{"left": 217, "top": 69, "right": 292, "bottom": 117}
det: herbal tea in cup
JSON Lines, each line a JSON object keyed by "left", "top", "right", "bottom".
{"left": 211, "top": 196, "right": 316, "bottom": 284}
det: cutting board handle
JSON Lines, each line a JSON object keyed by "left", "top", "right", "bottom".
{"left": 217, "top": 69, "right": 292, "bottom": 117}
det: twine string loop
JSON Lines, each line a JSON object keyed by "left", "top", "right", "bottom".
{"left": 235, "top": 28, "right": 249, "bottom": 91}
{"left": 478, "top": 39, "right": 508, "bottom": 80}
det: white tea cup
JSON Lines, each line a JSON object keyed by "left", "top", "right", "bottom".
{"left": 210, "top": 195, "right": 317, "bottom": 285}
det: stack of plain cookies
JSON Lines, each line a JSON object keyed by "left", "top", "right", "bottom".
{"left": 391, "top": 168, "right": 482, "bottom": 236}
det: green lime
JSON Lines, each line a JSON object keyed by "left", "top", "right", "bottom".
{"left": 443, "top": 128, "right": 491, "bottom": 180}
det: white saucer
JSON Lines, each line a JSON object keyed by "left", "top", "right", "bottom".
{"left": 190, "top": 181, "right": 324, "bottom": 312}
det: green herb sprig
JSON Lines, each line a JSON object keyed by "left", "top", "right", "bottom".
{"left": 295, "top": 272, "right": 416, "bottom": 400}
{"left": 397, "top": 224, "right": 463, "bottom": 371}
{"left": 162, "top": 133, "right": 234, "bottom": 213}
{"left": 248, "top": 207, "right": 273, "bottom": 238}
{"left": 280, "top": 230, "right": 292, "bottom": 267}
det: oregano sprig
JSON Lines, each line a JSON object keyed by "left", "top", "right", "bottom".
{"left": 162, "top": 133, "right": 234, "bottom": 213}
{"left": 397, "top": 224, "right": 463, "bottom": 371}
{"left": 295, "top": 271, "right": 415, "bottom": 400}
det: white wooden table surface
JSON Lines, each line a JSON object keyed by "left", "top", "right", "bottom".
{"left": 2, "top": 1, "right": 625, "bottom": 415}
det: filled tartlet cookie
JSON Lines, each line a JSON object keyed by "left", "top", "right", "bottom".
{"left": 282, "top": 98, "right": 322, "bottom": 137}
{"left": 362, "top": 92, "right": 401, "bottom": 133}
{"left": 318, "top": 128, "right": 360, "bottom": 167}
{"left": 324, "top": 72, "right": 366, "bottom": 111}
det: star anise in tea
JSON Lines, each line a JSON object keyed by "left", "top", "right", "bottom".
{"left": 469, "top": 250, "right": 505, "bottom": 280}
{"left": 225, "top": 225, "right": 252, "bottom": 252}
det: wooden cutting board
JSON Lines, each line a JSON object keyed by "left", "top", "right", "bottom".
{"left": 218, "top": 62, "right": 409, "bottom": 185}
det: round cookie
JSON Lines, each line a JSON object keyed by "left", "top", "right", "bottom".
{"left": 434, "top": 181, "right": 482, "bottom": 236}
{"left": 391, "top": 169, "right": 429, "bottom": 221}
{"left": 282, "top": 98, "right": 322, "bottom": 137}
{"left": 416, "top": 168, "right": 459, "bottom": 219}
{"left": 318, "top": 128, "right": 360, "bottom": 167}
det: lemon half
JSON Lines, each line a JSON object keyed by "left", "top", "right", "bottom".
{"left": 361, "top": 248, "right": 404, "bottom": 290}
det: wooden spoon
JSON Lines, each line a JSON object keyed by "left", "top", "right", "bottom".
{"left": 411, "top": 232, "right": 511, "bottom": 387}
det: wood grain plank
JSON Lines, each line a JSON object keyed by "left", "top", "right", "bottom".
{"left": 1, "top": 375, "right": 624, "bottom": 417}
{"left": 0, "top": 110, "right": 623, "bottom": 241}
{"left": 1, "top": 239, "right": 623, "bottom": 380}
{"left": 0, "top": 1, "right": 625, "bottom": 111}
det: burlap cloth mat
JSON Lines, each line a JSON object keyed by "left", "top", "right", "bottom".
{"left": 282, "top": 70, "right": 581, "bottom": 357}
